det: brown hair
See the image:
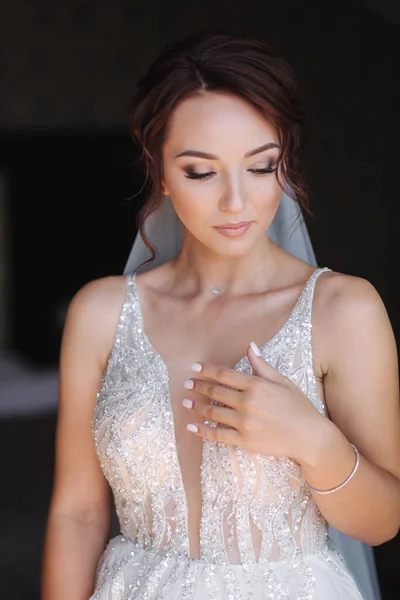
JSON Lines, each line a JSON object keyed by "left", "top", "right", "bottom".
{"left": 129, "top": 30, "right": 309, "bottom": 268}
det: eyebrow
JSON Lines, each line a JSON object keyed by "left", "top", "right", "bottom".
{"left": 175, "top": 142, "right": 280, "bottom": 160}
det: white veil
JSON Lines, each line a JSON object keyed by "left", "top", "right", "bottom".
{"left": 123, "top": 192, "right": 381, "bottom": 600}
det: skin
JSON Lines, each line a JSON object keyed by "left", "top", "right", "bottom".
{"left": 162, "top": 92, "right": 283, "bottom": 276}
{"left": 41, "top": 91, "right": 400, "bottom": 598}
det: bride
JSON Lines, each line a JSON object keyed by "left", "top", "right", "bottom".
{"left": 41, "top": 31, "right": 399, "bottom": 599}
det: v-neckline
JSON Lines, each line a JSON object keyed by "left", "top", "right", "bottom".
{"left": 128, "top": 267, "right": 321, "bottom": 557}
{"left": 130, "top": 267, "right": 320, "bottom": 371}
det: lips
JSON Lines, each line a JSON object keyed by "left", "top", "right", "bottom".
{"left": 215, "top": 221, "right": 252, "bottom": 229}
{"left": 213, "top": 221, "right": 253, "bottom": 237}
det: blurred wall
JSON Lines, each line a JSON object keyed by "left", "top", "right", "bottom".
{"left": 0, "top": 175, "right": 8, "bottom": 350}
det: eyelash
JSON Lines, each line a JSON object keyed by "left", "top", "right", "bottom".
{"left": 184, "top": 166, "right": 277, "bottom": 181}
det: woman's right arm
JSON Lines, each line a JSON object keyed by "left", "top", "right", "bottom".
{"left": 41, "top": 276, "right": 126, "bottom": 600}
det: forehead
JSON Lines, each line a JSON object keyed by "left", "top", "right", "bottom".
{"left": 164, "top": 92, "right": 278, "bottom": 154}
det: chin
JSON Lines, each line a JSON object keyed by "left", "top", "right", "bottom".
{"left": 209, "top": 239, "right": 259, "bottom": 259}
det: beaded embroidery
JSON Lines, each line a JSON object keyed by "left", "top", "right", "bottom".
{"left": 91, "top": 267, "right": 363, "bottom": 599}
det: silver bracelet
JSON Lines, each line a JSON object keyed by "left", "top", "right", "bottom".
{"left": 305, "top": 444, "right": 360, "bottom": 495}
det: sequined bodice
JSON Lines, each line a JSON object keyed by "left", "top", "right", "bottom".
{"left": 92, "top": 268, "right": 330, "bottom": 569}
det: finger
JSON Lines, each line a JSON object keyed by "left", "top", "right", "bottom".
{"left": 182, "top": 397, "right": 241, "bottom": 429}
{"left": 184, "top": 377, "right": 242, "bottom": 409}
{"left": 186, "top": 421, "right": 240, "bottom": 445}
{"left": 247, "top": 342, "right": 282, "bottom": 381}
{"left": 189, "top": 362, "right": 253, "bottom": 391}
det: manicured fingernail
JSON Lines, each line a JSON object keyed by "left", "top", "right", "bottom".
{"left": 183, "top": 379, "right": 194, "bottom": 389}
{"left": 250, "top": 341, "right": 261, "bottom": 356}
{"left": 187, "top": 424, "right": 198, "bottom": 432}
{"left": 190, "top": 362, "right": 203, "bottom": 372}
{"left": 182, "top": 399, "right": 193, "bottom": 409}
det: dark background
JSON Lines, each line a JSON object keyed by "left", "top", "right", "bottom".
{"left": 0, "top": 0, "right": 399, "bottom": 598}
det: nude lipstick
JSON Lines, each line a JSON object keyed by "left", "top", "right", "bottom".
{"left": 213, "top": 221, "right": 253, "bottom": 237}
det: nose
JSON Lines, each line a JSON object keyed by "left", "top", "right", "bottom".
{"left": 218, "top": 178, "right": 246, "bottom": 213}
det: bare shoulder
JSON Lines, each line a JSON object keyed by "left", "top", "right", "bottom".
{"left": 68, "top": 274, "right": 127, "bottom": 316}
{"left": 312, "top": 270, "right": 395, "bottom": 374}
{"left": 314, "top": 270, "right": 386, "bottom": 318}
{"left": 63, "top": 275, "right": 128, "bottom": 369}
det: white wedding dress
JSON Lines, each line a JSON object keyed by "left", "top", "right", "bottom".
{"left": 89, "top": 267, "right": 365, "bottom": 599}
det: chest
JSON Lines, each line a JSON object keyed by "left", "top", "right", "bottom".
{"left": 137, "top": 289, "right": 310, "bottom": 377}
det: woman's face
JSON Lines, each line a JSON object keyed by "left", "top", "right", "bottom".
{"left": 162, "top": 92, "right": 283, "bottom": 258}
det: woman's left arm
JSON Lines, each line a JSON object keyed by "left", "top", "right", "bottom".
{"left": 302, "top": 273, "right": 400, "bottom": 546}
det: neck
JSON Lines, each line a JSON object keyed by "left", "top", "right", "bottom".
{"left": 171, "top": 233, "right": 280, "bottom": 296}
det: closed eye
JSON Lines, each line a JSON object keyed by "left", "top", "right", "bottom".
{"left": 249, "top": 166, "right": 277, "bottom": 176}
{"left": 184, "top": 165, "right": 277, "bottom": 181}
{"left": 184, "top": 171, "right": 215, "bottom": 181}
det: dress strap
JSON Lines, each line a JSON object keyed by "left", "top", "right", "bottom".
{"left": 303, "top": 267, "right": 331, "bottom": 319}
{"left": 125, "top": 272, "right": 137, "bottom": 303}
{"left": 299, "top": 267, "right": 331, "bottom": 413}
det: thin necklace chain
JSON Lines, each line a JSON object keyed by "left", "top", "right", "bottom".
{"left": 211, "top": 256, "right": 268, "bottom": 295}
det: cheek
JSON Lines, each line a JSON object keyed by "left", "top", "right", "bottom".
{"left": 166, "top": 173, "right": 216, "bottom": 218}
{"left": 169, "top": 183, "right": 212, "bottom": 231}
{"left": 251, "top": 176, "right": 282, "bottom": 212}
